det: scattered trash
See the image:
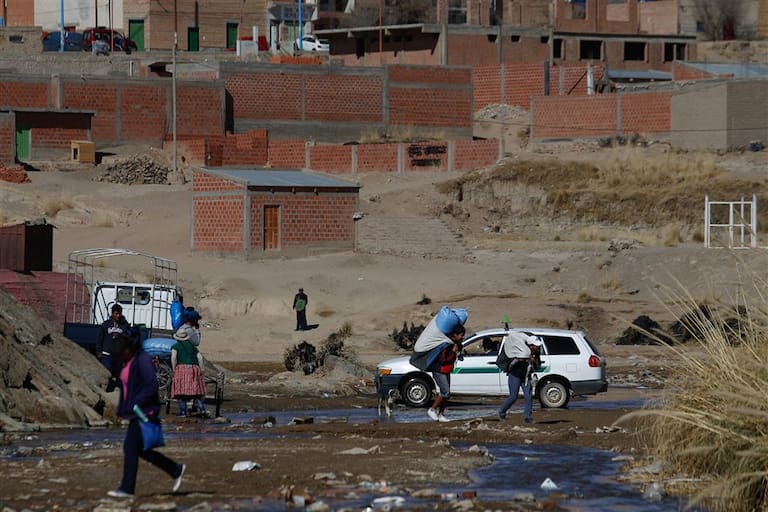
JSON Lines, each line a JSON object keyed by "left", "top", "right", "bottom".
{"left": 313, "top": 472, "right": 336, "bottom": 480}
{"left": 371, "top": 496, "right": 405, "bottom": 509}
{"left": 540, "top": 477, "right": 559, "bottom": 490}
{"left": 338, "top": 445, "right": 380, "bottom": 455}
{"left": 231, "top": 461, "right": 261, "bottom": 472}
{"left": 643, "top": 482, "right": 664, "bottom": 501}
{"left": 288, "top": 416, "right": 314, "bottom": 425}
{"left": 512, "top": 491, "right": 536, "bottom": 503}
{"left": 595, "top": 425, "right": 626, "bottom": 433}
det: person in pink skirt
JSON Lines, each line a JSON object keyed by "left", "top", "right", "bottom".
{"left": 170, "top": 328, "right": 207, "bottom": 418}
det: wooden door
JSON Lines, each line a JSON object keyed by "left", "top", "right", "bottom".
{"left": 263, "top": 205, "right": 280, "bottom": 250}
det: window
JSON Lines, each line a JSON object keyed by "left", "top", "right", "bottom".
{"left": 553, "top": 38, "right": 564, "bottom": 59}
{"left": 624, "top": 41, "right": 646, "bottom": 61}
{"left": 464, "top": 335, "right": 504, "bottom": 356}
{"left": 448, "top": 0, "right": 467, "bottom": 24}
{"left": 511, "top": 35, "right": 521, "bottom": 42}
{"left": 664, "top": 42, "right": 686, "bottom": 62}
{"left": 116, "top": 287, "right": 151, "bottom": 305}
{"left": 579, "top": 39, "right": 602, "bottom": 60}
{"left": 571, "top": 0, "right": 587, "bottom": 19}
{"left": 540, "top": 335, "right": 580, "bottom": 355}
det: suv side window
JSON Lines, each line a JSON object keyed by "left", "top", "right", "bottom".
{"left": 540, "top": 335, "right": 580, "bottom": 355}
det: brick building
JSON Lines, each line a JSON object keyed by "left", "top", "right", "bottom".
{"left": 192, "top": 168, "right": 360, "bottom": 256}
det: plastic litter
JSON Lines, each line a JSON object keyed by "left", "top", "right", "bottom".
{"left": 371, "top": 496, "right": 405, "bottom": 510}
{"left": 540, "top": 477, "right": 559, "bottom": 490}
{"left": 232, "top": 460, "right": 261, "bottom": 471}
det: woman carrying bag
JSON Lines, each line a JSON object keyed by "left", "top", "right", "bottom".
{"left": 108, "top": 334, "right": 186, "bottom": 499}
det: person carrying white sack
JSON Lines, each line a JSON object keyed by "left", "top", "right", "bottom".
{"left": 497, "top": 331, "right": 543, "bottom": 423}
{"left": 410, "top": 307, "right": 468, "bottom": 422}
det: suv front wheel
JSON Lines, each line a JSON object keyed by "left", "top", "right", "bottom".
{"left": 400, "top": 376, "right": 433, "bottom": 408}
{"left": 538, "top": 379, "right": 570, "bottom": 408}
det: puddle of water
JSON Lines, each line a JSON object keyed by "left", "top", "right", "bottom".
{"left": 2, "top": 396, "right": 693, "bottom": 511}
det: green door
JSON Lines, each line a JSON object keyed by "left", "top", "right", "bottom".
{"left": 15, "top": 125, "right": 30, "bottom": 161}
{"left": 226, "top": 22, "right": 238, "bottom": 49}
{"left": 188, "top": 27, "right": 199, "bottom": 51}
{"left": 128, "top": 20, "right": 144, "bottom": 51}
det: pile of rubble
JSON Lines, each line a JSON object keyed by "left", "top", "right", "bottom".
{"left": 474, "top": 103, "right": 530, "bottom": 123}
{"left": 93, "top": 154, "right": 185, "bottom": 185}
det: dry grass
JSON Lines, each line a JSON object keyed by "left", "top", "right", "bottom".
{"left": 620, "top": 267, "right": 768, "bottom": 512}
{"left": 42, "top": 193, "right": 74, "bottom": 218}
{"left": 314, "top": 307, "right": 336, "bottom": 318}
{"left": 89, "top": 212, "right": 114, "bottom": 228}
{"left": 434, "top": 153, "right": 768, "bottom": 236}
{"left": 661, "top": 222, "right": 683, "bottom": 247}
{"left": 600, "top": 276, "right": 624, "bottom": 292}
{"left": 358, "top": 126, "right": 448, "bottom": 144}
{"left": 575, "top": 226, "right": 607, "bottom": 241}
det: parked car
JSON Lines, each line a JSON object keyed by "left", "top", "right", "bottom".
{"left": 375, "top": 327, "right": 608, "bottom": 408}
{"left": 42, "top": 31, "right": 83, "bottom": 52}
{"left": 294, "top": 34, "right": 329, "bottom": 52}
{"left": 82, "top": 27, "right": 137, "bottom": 54}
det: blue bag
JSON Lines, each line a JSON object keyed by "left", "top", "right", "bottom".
{"left": 139, "top": 418, "right": 165, "bottom": 452}
{"left": 170, "top": 300, "right": 184, "bottom": 330}
{"left": 434, "top": 306, "right": 469, "bottom": 335}
{"left": 142, "top": 337, "right": 175, "bottom": 358}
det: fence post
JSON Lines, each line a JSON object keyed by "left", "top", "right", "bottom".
{"left": 704, "top": 194, "right": 710, "bottom": 248}
{"left": 752, "top": 194, "right": 758, "bottom": 248}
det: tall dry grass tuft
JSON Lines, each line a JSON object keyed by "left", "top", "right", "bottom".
{"left": 42, "top": 193, "right": 74, "bottom": 218}
{"left": 621, "top": 269, "right": 768, "bottom": 512}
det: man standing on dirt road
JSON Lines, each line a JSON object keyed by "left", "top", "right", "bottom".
{"left": 293, "top": 288, "right": 308, "bottom": 331}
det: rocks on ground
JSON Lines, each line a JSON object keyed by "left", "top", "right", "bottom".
{"left": 93, "top": 154, "right": 186, "bottom": 185}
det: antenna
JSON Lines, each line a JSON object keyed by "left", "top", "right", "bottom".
{"left": 503, "top": 314, "right": 509, "bottom": 330}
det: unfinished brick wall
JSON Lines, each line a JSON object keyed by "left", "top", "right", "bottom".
{"left": 0, "top": 79, "right": 49, "bottom": 108}
{"left": 193, "top": 195, "right": 246, "bottom": 252}
{"left": 473, "top": 63, "right": 604, "bottom": 111}
{"left": 0, "top": 113, "right": 13, "bottom": 164}
{"left": 221, "top": 130, "right": 269, "bottom": 166}
{"left": 268, "top": 139, "right": 306, "bottom": 169}
{"left": 404, "top": 142, "right": 449, "bottom": 171}
{"left": 0, "top": 271, "right": 69, "bottom": 332}
{"left": 672, "top": 62, "right": 730, "bottom": 81}
{"left": 304, "top": 74, "right": 383, "bottom": 122}
{"left": 309, "top": 145, "right": 353, "bottom": 173}
{"left": 454, "top": 139, "right": 499, "bottom": 169}
{"left": 388, "top": 65, "right": 472, "bottom": 128}
{"left": 357, "top": 143, "right": 399, "bottom": 172}
{"left": 531, "top": 91, "right": 672, "bottom": 139}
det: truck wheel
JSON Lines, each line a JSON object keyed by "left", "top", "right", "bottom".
{"left": 538, "top": 379, "right": 570, "bottom": 408}
{"left": 400, "top": 376, "right": 433, "bottom": 408}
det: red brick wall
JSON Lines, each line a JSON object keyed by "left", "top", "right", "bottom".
{"left": 120, "top": 84, "right": 167, "bottom": 142}
{"left": 174, "top": 138, "right": 207, "bottom": 166}
{"left": 309, "top": 145, "right": 353, "bottom": 173}
{"left": 672, "top": 62, "right": 728, "bottom": 81}
{"left": 620, "top": 92, "right": 671, "bottom": 134}
{"left": 193, "top": 172, "right": 246, "bottom": 192}
{"left": 454, "top": 139, "right": 499, "bottom": 170}
{"left": 220, "top": 130, "right": 269, "bottom": 166}
{"left": 404, "top": 142, "right": 449, "bottom": 171}
{"left": 249, "top": 193, "right": 357, "bottom": 249}
{"left": 226, "top": 72, "right": 303, "bottom": 121}
{"left": 176, "top": 84, "right": 225, "bottom": 137}
{"left": 0, "top": 271, "right": 69, "bottom": 332}
{"left": 304, "top": 75, "right": 383, "bottom": 123}
{"left": 357, "top": 143, "right": 399, "bottom": 172}
{"left": 193, "top": 196, "right": 245, "bottom": 252}
{"left": 268, "top": 139, "right": 306, "bottom": 169}
{"left": 388, "top": 65, "right": 473, "bottom": 128}
{"left": 531, "top": 91, "right": 672, "bottom": 139}
{"left": 0, "top": 80, "right": 49, "bottom": 108}
{"left": 61, "top": 81, "right": 119, "bottom": 141}
{"left": 0, "top": 113, "right": 13, "bottom": 164}
{"left": 473, "top": 63, "right": 605, "bottom": 111}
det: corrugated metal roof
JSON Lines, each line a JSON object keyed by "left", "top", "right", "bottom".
{"left": 200, "top": 168, "right": 360, "bottom": 188}
{"left": 607, "top": 69, "right": 671, "bottom": 81}
{"left": 684, "top": 62, "right": 768, "bottom": 79}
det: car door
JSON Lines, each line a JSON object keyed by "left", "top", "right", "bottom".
{"left": 536, "top": 333, "right": 581, "bottom": 381}
{"left": 450, "top": 334, "right": 506, "bottom": 395}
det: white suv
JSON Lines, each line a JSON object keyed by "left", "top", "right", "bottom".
{"left": 375, "top": 327, "right": 607, "bottom": 408}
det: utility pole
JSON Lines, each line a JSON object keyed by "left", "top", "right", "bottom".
{"left": 298, "top": 0, "right": 303, "bottom": 50}
{"left": 379, "top": 0, "right": 383, "bottom": 65}
{"left": 60, "top": 0, "right": 65, "bottom": 52}
{"left": 173, "top": 0, "right": 178, "bottom": 173}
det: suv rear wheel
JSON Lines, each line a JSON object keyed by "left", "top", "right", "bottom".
{"left": 400, "top": 376, "right": 433, "bottom": 408}
{"left": 538, "top": 379, "right": 570, "bottom": 408}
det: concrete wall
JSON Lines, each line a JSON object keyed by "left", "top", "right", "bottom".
{"left": 725, "top": 81, "right": 768, "bottom": 150}
{"left": 671, "top": 83, "right": 727, "bottom": 150}
{"left": 0, "top": 27, "right": 44, "bottom": 56}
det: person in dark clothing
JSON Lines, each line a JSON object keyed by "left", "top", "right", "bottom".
{"left": 97, "top": 304, "right": 131, "bottom": 380}
{"left": 292, "top": 288, "right": 308, "bottom": 331}
{"left": 107, "top": 334, "right": 186, "bottom": 499}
